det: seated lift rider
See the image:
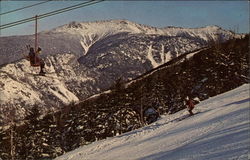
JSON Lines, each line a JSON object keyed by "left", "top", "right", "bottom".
{"left": 28, "top": 47, "right": 45, "bottom": 75}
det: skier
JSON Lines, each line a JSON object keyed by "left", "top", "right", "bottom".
{"left": 185, "top": 96, "right": 195, "bottom": 116}
{"left": 28, "top": 47, "right": 46, "bottom": 75}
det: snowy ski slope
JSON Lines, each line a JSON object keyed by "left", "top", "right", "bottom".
{"left": 56, "top": 84, "right": 250, "bottom": 160}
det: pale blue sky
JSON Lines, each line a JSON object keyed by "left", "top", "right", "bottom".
{"left": 0, "top": 1, "right": 249, "bottom": 37}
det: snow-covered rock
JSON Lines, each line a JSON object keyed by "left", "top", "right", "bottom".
{"left": 0, "top": 54, "right": 96, "bottom": 120}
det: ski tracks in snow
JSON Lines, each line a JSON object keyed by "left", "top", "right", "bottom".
{"left": 56, "top": 84, "right": 250, "bottom": 160}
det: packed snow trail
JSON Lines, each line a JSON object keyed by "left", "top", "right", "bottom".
{"left": 56, "top": 84, "right": 250, "bottom": 160}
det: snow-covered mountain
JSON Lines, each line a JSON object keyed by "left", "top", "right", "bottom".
{"left": 0, "top": 20, "right": 239, "bottom": 66}
{"left": 0, "top": 35, "right": 248, "bottom": 160}
{"left": 52, "top": 20, "right": 237, "bottom": 42}
{"left": 56, "top": 83, "right": 250, "bottom": 160}
{"left": 0, "top": 20, "right": 243, "bottom": 122}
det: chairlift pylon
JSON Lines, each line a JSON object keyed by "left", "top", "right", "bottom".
{"left": 29, "top": 15, "right": 40, "bottom": 67}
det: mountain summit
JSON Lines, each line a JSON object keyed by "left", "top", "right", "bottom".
{"left": 0, "top": 20, "right": 239, "bottom": 66}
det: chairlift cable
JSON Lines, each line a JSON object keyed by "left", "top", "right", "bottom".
{"left": 0, "top": 0, "right": 53, "bottom": 16}
{"left": 0, "top": 0, "right": 104, "bottom": 30}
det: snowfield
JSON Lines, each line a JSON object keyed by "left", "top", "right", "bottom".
{"left": 56, "top": 84, "right": 250, "bottom": 160}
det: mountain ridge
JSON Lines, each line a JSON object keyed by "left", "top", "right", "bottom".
{"left": 0, "top": 19, "right": 241, "bottom": 66}
{"left": 0, "top": 20, "right": 244, "bottom": 123}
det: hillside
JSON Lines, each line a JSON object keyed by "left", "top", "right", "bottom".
{"left": 0, "top": 34, "right": 248, "bottom": 160}
{"left": 56, "top": 83, "right": 250, "bottom": 160}
{"left": 0, "top": 20, "right": 241, "bottom": 122}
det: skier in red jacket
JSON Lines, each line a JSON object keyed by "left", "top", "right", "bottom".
{"left": 185, "top": 96, "right": 195, "bottom": 116}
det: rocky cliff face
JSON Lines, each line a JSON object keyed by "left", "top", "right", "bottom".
{"left": 0, "top": 20, "right": 241, "bottom": 122}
